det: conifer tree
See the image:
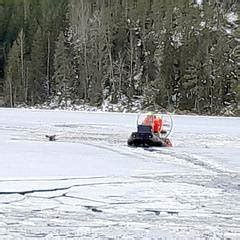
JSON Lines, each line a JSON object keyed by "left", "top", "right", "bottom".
{"left": 5, "top": 39, "right": 20, "bottom": 107}
{"left": 0, "top": 0, "right": 239, "bottom": 115}
{"left": 5, "top": 29, "right": 26, "bottom": 106}
{"left": 52, "top": 31, "right": 75, "bottom": 107}
{"left": 28, "top": 27, "right": 47, "bottom": 104}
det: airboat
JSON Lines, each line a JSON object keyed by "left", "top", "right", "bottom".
{"left": 127, "top": 112, "right": 173, "bottom": 147}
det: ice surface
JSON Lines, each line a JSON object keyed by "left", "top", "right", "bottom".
{"left": 0, "top": 108, "right": 239, "bottom": 239}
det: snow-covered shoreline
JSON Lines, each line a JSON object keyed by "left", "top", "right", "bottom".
{"left": 10, "top": 91, "right": 240, "bottom": 117}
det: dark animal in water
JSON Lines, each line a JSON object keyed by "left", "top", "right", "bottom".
{"left": 45, "top": 135, "right": 56, "bottom": 141}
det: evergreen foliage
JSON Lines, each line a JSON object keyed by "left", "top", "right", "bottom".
{"left": 0, "top": 0, "right": 239, "bottom": 115}
{"left": 52, "top": 31, "right": 75, "bottom": 106}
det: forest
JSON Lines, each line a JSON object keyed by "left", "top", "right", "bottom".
{"left": 0, "top": 0, "right": 239, "bottom": 115}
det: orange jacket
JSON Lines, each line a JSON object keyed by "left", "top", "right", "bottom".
{"left": 144, "top": 116, "right": 163, "bottom": 133}
{"left": 153, "top": 118, "right": 163, "bottom": 133}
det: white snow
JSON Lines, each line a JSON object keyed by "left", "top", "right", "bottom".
{"left": 226, "top": 12, "right": 238, "bottom": 25}
{"left": 223, "top": 11, "right": 238, "bottom": 35}
{"left": 196, "top": 0, "right": 203, "bottom": 5}
{"left": 0, "top": 108, "right": 239, "bottom": 239}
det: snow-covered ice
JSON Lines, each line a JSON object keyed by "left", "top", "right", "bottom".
{"left": 0, "top": 108, "right": 239, "bottom": 239}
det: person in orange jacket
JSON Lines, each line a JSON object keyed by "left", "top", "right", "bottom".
{"left": 153, "top": 116, "right": 163, "bottom": 134}
{"left": 143, "top": 113, "right": 154, "bottom": 127}
{"left": 143, "top": 113, "right": 163, "bottom": 135}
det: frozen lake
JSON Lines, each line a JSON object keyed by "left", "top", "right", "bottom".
{"left": 0, "top": 108, "right": 239, "bottom": 239}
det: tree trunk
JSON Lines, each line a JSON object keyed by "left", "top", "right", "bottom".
{"left": 20, "top": 29, "right": 25, "bottom": 102}
{"left": 84, "top": 41, "right": 88, "bottom": 101}
{"left": 118, "top": 52, "right": 123, "bottom": 95}
{"left": 105, "top": 25, "right": 114, "bottom": 94}
{"left": 46, "top": 31, "right": 51, "bottom": 97}
{"left": 129, "top": 28, "right": 134, "bottom": 97}
{"left": 8, "top": 72, "right": 13, "bottom": 108}
{"left": 25, "top": 66, "right": 28, "bottom": 102}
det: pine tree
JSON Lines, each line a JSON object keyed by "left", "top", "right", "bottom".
{"left": 88, "top": 10, "right": 108, "bottom": 106}
{"left": 4, "top": 28, "right": 26, "bottom": 106}
{"left": 28, "top": 27, "right": 47, "bottom": 104}
{"left": 230, "top": 8, "right": 240, "bottom": 112}
{"left": 69, "top": 0, "right": 91, "bottom": 102}
{"left": 52, "top": 31, "right": 75, "bottom": 107}
{"left": 5, "top": 40, "right": 20, "bottom": 107}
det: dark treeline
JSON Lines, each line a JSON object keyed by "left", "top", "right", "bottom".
{"left": 0, "top": 0, "right": 239, "bottom": 114}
